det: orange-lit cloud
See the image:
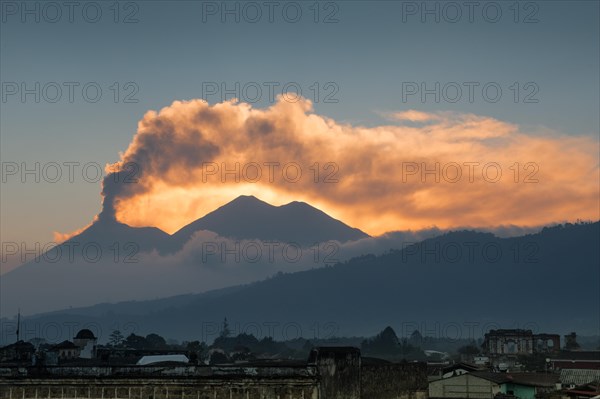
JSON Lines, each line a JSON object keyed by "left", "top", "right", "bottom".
{"left": 99, "top": 97, "right": 599, "bottom": 236}
{"left": 391, "top": 110, "right": 442, "bottom": 123}
{"left": 53, "top": 221, "right": 94, "bottom": 243}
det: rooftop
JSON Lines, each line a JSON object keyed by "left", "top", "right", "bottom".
{"left": 469, "top": 372, "right": 559, "bottom": 387}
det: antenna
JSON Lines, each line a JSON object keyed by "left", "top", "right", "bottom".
{"left": 16, "top": 309, "right": 20, "bottom": 343}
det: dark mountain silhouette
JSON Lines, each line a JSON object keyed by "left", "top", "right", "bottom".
{"left": 63, "top": 217, "right": 172, "bottom": 253}
{"left": 60, "top": 195, "right": 368, "bottom": 254}
{"left": 0, "top": 196, "right": 369, "bottom": 316}
{"left": 7, "top": 222, "right": 598, "bottom": 343}
{"left": 170, "top": 195, "right": 369, "bottom": 249}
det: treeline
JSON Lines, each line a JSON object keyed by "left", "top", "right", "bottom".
{"left": 104, "top": 321, "right": 479, "bottom": 363}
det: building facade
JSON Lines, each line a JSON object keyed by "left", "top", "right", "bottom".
{"left": 0, "top": 347, "right": 428, "bottom": 399}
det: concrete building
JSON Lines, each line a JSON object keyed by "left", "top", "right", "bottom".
{"left": 563, "top": 381, "right": 600, "bottom": 398}
{"left": 73, "top": 329, "right": 97, "bottom": 359}
{"left": 429, "top": 372, "right": 506, "bottom": 399}
{"left": 441, "top": 362, "right": 484, "bottom": 379}
{"left": 483, "top": 329, "right": 560, "bottom": 369}
{"left": 429, "top": 371, "right": 559, "bottom": 399}
{"left": 0, "top": 347, "right": 428, "bottom": 399}
{"left": 550, "top": 351, "right": 600, "bottom": 371}
{"left": 51, "top": 341, "right": 79, "bottom": 360}
{"left": 0, "top": 341, "right": 35, "bottom": 363}
{"left": 483, "top": 330, "right": 560, "bottom": 356}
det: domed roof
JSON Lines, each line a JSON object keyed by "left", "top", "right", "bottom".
{"left": 74, "top": 329, "right": 96, "bottom": 340}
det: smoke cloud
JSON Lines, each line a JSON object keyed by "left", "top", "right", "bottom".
{"left": 99, "top": 97, "right": 599, "bottom": 235}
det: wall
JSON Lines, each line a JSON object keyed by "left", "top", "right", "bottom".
{"left": 361, "top": 362, "right": 428, "bottom": 399}
{"left": 429, "top": 374, "right": 500, "bottom": 399}
{"left": 502, "top": 383, "right": 537, "bottom": 399}
{"left": 0, "top": 365, "right": 320, "bottom": 399}
{"left": 310, "top": 347, "right": 361, "bottom": 399}
{"left": 0, "top": 347, "right": 429, "bottom": 399}
{"left": 0, "top": 378, "right": 319, "bottom": 399}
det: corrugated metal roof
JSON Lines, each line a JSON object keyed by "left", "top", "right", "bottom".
{"left": 507, "top": 372, "right": 560, "bottom": 387}
{"left": 469, "top": 371, "right": 559, "bottom": 386}
{"left": 560, "top": 369, "right": 600, "bottom": 385}
{"left": 136, "top": 354, "right": 189, "bottom": 365}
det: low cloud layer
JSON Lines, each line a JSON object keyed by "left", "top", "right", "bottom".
{"left": 1, "top": 225, "right": 542, "bottom": 315}
{"left": 99, "top": 97, "right": 599, "bottom": 235}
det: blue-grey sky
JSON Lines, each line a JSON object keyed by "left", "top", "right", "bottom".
{"left": 1, "top": 0, "right": 599, "bottom": 266}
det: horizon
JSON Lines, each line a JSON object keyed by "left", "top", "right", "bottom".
{"left": 1, "top": 1, "right": 599, "bottom": 355}
{"left": 1, "top": 219, "right": 598, "bottom": 330}
{"left": 5, "top": 311, "right": 600, "bottom": 347}
{"left": 2, "top": 192, "right": 596, "bottom": 276}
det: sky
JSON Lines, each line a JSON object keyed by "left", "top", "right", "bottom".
{"left": 1, "top": 0, "right": 599, "bottom": 273}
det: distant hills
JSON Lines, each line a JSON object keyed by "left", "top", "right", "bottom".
{"left": 0, "top": 195, "right": 369, "bottom": 316}
{"left": 3, "top": 221, "right": 597, "bottom": 344}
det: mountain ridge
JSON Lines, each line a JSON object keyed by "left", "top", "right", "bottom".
{"left": 5, "top": 222, "right": 597, "bottom": 342}
{"left": 0, "top": 195, "right": 370, "bottom": 316}
{"left": 57, "top": 195, "right": 370, "bottom": 255}
{"left": 170, "top": 195, "right": 369, "bottom": 249}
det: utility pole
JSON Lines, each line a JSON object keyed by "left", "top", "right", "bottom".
{"left": 16, "top": 309, "right": 20, "bottom": 343}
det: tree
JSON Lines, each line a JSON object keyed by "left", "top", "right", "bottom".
{"left": 361, "top": 326, "right": 400, "bottom": 355}
{"left": 231, "top": 346, "right": 253, "bottom": 361}
{"left": 409, "top": 330, "right": 423, "bottom": 347}
{"left": 186, "top": 340, "right": 207, "bottom": 363}
{"left": 108, "top": 330, "right": 124, "bottom": 347}
{"left": 27, "top": 337, "right": 47, "bottom": 349}
{"left": 145, "top": 333, "right": 167, "bottom": 349}
{"left": 125, "top": 333, "right": 147, "bottom": 349}
{"left": 212, "top": 319, "right": 238, "bottom": 351}
{"left": 208, "top": 350, "right": 229, "bottom": 365}
{"left": 186, "top": 340, "right": 206, "bottom": 353}
{"left": 220, "top": 318, "right": 231, "bottom": 339}
{"left": 399, "top": 338, "right": 420, "bottom": 357}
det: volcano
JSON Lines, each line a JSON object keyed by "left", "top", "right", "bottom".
{"left": 60, "top": 195, "right": 369, "bottom": 254}
{"left": 170, "top": 195, "right": 369, "bottom": 249}
{"left": 0, "top": 196, "right": 369, "bottom": 316}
